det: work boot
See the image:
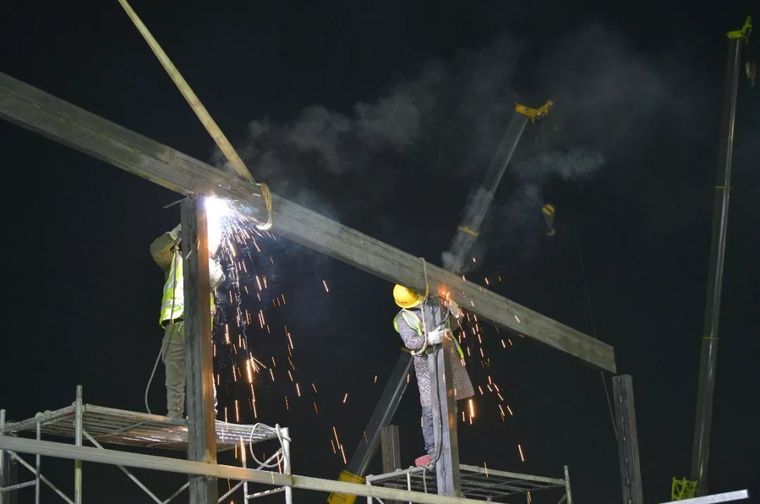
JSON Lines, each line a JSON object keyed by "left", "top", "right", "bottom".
{"left": 415, "top": 454, "right": 433, "bottom": 467}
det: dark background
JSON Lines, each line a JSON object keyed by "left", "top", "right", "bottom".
{"left": 1, "top": 1, "right": 758, "bottom": 502}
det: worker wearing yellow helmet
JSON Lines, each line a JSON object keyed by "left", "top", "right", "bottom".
{"left": 392, "top": 284, "right": 474, "bottom": 467}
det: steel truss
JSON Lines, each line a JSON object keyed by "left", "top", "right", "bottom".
{"left": 365, "top": 464, "right": 572, "bottom": 503}
{"left": 0, "top": 386, "right": 292, "bottom": 504}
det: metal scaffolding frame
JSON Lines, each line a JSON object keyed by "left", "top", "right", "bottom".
{"left": 365, "top": 464, "right": 572, "bottom": 503}
{"left": 0, "top": 387, "right": 292, "bottom": 504}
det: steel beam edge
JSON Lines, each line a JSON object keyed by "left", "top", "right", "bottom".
{"left": 0, "top": 71, "right": 615, "bottom": 372}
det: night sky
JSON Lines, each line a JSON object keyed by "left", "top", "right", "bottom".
{"left": 2, "top": 1, "right": 759, "bottom": 503}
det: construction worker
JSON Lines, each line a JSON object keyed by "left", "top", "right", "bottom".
{"left": 392, "top": 284, "right": 474, "bottom": 467}
{"left": 151, "top": 223, "right": 225, "bottom": 418}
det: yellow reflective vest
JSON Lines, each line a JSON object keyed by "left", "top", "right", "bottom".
{"left": 159, "top": 248, "right": 220, "bottom": 325}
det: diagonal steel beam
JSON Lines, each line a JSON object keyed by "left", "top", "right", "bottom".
{"left": 0, "top": 72, "right": 615, "bottom": 372}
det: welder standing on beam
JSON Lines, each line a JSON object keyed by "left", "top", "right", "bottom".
{"left": 151, "top": 223, "right": 225, "bottom": 418}
{"left": 392, "top": 284, "right": 474, "bottom": 467}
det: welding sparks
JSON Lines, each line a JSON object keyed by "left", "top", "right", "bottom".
{"left": 322, "top": 280, "right": 330, "bottom": 293}
{"left": 518, "top": 444, "right": 526, "bottom": 462}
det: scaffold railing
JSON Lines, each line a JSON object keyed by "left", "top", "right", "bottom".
{"left": 0, "top": 386, "right": 292, "bottom": 504}
{"left": 365, "top": 463, "right": 573, "bottom": 503}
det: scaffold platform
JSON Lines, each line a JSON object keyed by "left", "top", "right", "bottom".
{"left": 366, "top": 464, "right": 572, "bottom": 503}
{"left": 0, "top": 386, "right": 293, "bottom": 504}
{"left": 3, "top": 403, "right": 279, "bottom": 451}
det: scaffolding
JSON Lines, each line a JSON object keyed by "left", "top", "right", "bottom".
{"left": 0, "top": 386, "right": 292, "bottom": 504}
{"left": 365, "top": 464, "right": 572, "bottom": 503}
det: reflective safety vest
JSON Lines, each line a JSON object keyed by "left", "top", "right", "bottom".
{"left": 393, "top": 308, "right": 465, "bottom": 359}
{"left": 393, "top": 309, "right": 425, "bottom": 336}
{"left": 159, "top": 249, "right": 216, "bottom": 325}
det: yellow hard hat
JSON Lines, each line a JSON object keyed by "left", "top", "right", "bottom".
{"left": 393, "top": 284, "right": 424, "bottom": 309}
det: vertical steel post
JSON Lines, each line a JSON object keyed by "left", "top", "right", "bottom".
{"left": 380, "top": 425, "right": 401, "bottom": 504}
{"left": 34, "top": 422, "right": 40, "bottom": 504}
{"left": 380, "top": 425, "right": 401, "bottom": 473}
{"left": 690, "top": 31, "right": 744, "bottom": 496}
{"left": 428, "top": 338, "right": 461, "bottom": 496}
{"left": 74, "top": 385, "right": 83, "bottom": 504}
{"left": 0, "top": 410, "right": 16, "bottom": 504}
{"left": 612, "top": 375, "right": 643, "bottom": 504}
{"left": 563, "top": 466, "right": 573, "bottom": 504}
{"left": 242, "top": 445, "right": 249, "bottom": 503}
{"left": 181, "top": 197, "right": 218, "bottom": 504}
{"left": 282, "top": 427, "right": 292, "bottom": 504}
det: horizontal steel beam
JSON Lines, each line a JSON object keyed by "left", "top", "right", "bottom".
{"left": 0, "top": 436, "right": 489, "bottom": 504}
{"left": 0, "top": 72, "right": 615, "bottom": 371}
{"left": 660, "top": 490, "right": 749, "bottom": 504}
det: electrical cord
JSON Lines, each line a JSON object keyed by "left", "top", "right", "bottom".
{"left": 247, "top": 423, "right": 290, "bottom": 470}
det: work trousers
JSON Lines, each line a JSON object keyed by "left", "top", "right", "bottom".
{"left": 161, "top": 321, "right": 186, "bottom": 418}
{"left": 160, "top": 321, "right": 218, "bottom": 419}
{"left": 421, "top": 404, "right": 435, "bottom": 455}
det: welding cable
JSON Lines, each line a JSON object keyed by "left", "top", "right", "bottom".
{"left": 430, "top": 345, "right": 445, "bottom": 466}
{"left": 247, "top": 423, "right": 290, "bottom": 470}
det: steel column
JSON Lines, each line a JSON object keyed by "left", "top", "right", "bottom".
{"left": 181, "top": 197, "right": 218, "bottom": 503}
{"left": 282, "top": 427, "right": 293, "bottom": 504}
{"left": 612, "top": 375, "right": 643, "bottom": 504}
{"left": 428, "top": 339, "right": 461, "bottom": 496}
{"left": 0, "top": 410, "right": 18, "bottom": 504}
{"left": 380, "top": 425, "right": 402, "bottom": 504}
{"left": 380, "top": 425, "right": 401, "bottom": 473}
{"left": 690, "top": 32, "right": 744, "bottom": 496}
{"left": 74, "top": 386, "right": 82, "bottom": 504}
{"left": 34, "top": 423, "right": 40, "bottom": 504}
{"left": 563, "top": 466, "right": 573, "bottom": 504}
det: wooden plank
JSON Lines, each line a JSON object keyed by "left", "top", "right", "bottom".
{"left": 181, "top": 198, "right": 218, "bottom": 503}
{"left": 0, "top": 72, "right": 615, "bottom": 372}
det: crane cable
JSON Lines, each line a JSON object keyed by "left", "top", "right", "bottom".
{"left": 567, "top": 187, "right": 619, "bottom": 440}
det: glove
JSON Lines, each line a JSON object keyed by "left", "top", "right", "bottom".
{"left": 168, "top": 223, "right": 182, "bottom": 242}
{"left": 427, "top": 328, "right": 450, "bottom": 346}
{"left": 446, "top": 299, "right": 463, "bottom": 319}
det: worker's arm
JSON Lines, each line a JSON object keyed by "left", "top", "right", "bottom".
{"left": 209, "top": 258, "right": 225, "bottom": 290}
{"left": 150, "top": 224, "right": 181, "bottom": 270}
{"left": 395, "top": 313, "right": 425, "bottom": 351}
{"left": 444, "top": 298, "right": 463, "bottom": 320}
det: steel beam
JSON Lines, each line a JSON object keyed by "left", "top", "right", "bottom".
{"left": 0, "top": 71, "right": 615, "bottom": 372}
{"left": 428, "top": 339, "right": 461, "bottom": 496}
{"left": 181, "top": 197, "right": 218, "bottom": 503}
{"left": 612, "top": 375, "right": 643, "bottom": 504}
{"left": 0, "top": 436, "right": 492, "bottom": 504}
{"left": 660, "top": 490, "right": 749, "bottom": 504}
{"left": 690, "top": 31, "right": 744, "bottom": 495}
